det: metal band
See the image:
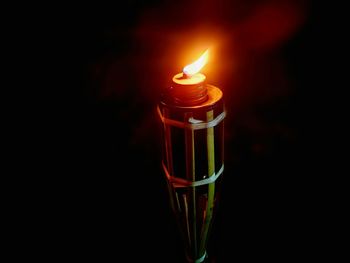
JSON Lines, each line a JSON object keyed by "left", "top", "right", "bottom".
{"left": 157, "top": 106, "right": 226, "bottom": 130}
{"left": 162, "top": 162, "right": 224, "bottom": 188}
{"left": 187, "top": 251, "right": 207, "bottom": 263}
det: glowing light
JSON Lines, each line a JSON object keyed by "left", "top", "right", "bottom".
{"left": 183, "top": 49, "right": 209, "bottom": 77}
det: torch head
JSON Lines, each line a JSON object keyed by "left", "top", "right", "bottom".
{"left": 169, "top": 73, "right": 208, "bottom": 106}
{"left": 167, "top": 49, "right": 210, "bottom": 106}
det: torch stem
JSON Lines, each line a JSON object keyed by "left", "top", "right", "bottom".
{"left": 163, "top": 108, "right": 177, "bottom": 213}
{"left": 200, "top": 109, "right": 216, "bottom": 256}
{"left": 185, "top": 112, "right": 197, "bottom": 258}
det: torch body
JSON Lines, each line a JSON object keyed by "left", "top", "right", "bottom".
{"left": 158, "top": 84, "right": 225, "bottom": 262}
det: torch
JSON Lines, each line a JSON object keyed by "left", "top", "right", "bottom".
{"left": 158, "top": 49, "right": 225, "bottom": 262}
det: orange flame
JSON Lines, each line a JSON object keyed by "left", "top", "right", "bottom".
{"left": 183, "top": 49, "right": 209, "bottom": 77}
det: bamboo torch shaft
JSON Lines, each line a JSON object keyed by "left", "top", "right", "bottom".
{"left": 163, "top": 109, "right": 177, "bottom": 213}
{"left": 185, "top": 112, "right": 197, "bottom": 257}
{"left": 200, "top": 109, "right": 216, "bottom": 256}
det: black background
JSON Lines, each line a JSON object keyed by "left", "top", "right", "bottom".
{"left": 45, "top": 0, "right": 335, "bottom": 262}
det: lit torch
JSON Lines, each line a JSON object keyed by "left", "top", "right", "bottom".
{"left": 158, "top": 49, "right": 225, "bottom": 262}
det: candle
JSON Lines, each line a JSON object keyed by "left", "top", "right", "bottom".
{"left": 158, "top": 49, "right": 225, "bottom": 263}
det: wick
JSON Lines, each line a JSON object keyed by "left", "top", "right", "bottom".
{"left": 182, "top": 71, "right": 192, "bottom": 79}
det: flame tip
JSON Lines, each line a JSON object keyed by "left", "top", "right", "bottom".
{"left": 183, "top": 49, "right": 209, "bottom": 77}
